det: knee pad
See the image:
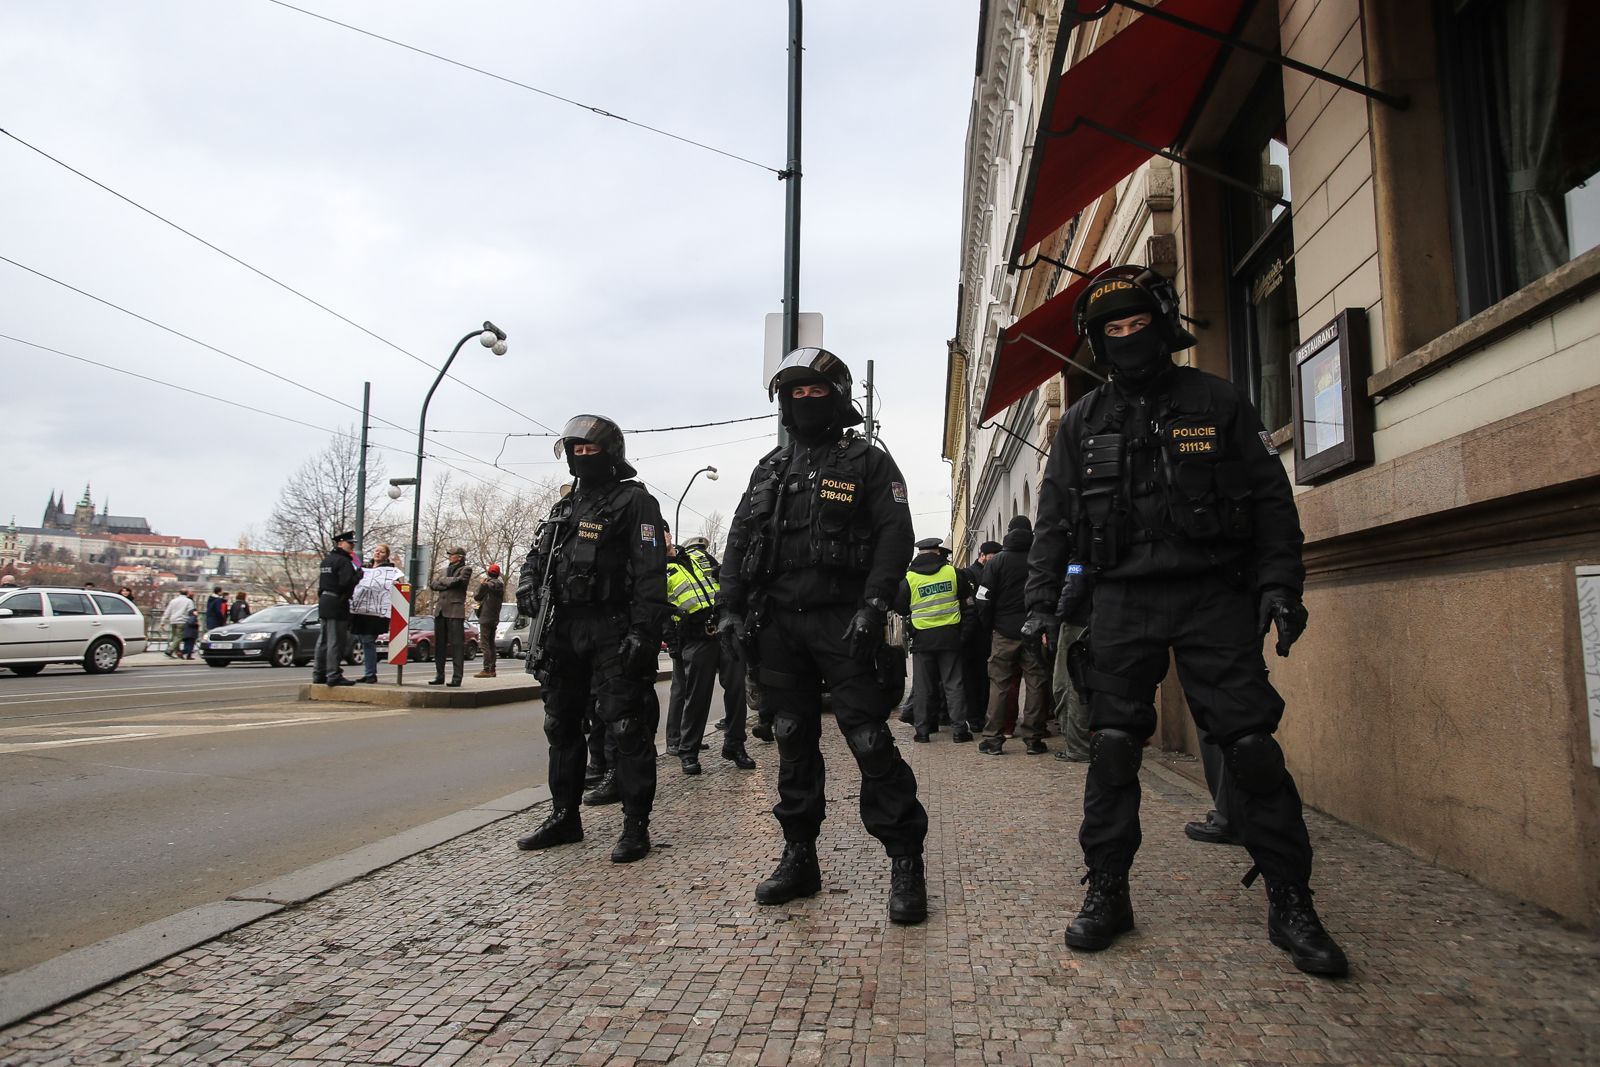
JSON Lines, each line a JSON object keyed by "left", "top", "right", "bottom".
{"left": 772, "top": 714, "right": 809, "bottom": 761}
{"left": 845, "top": 723, "right": 895, "bottom": 777}
{"left": 1224, "top": 732, "right": 1285, "bottom": 794}
{"left": 1088, "top": 728, "right": 1143, "bottom": 787}
{"left": 607, "top": 715, "right": 650, "bottom": 755}
{"left": 543, "top": 712, "right": 577, "bottom": 747}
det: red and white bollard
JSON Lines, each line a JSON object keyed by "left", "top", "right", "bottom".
{"left": 390, "top": 580, "right": 411, "bottom": 684}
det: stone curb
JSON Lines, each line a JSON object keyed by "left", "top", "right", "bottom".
{"left": 298, "top": 667, "right": 671, "bottom": 708}
{"left": 0, "top": 787, "right": 553, "bottom": 1029}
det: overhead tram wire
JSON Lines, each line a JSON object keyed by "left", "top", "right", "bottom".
{"left": 426, "top": 413, "right": 780, "bottom": 436}
{"left": 0, "top": 131, "right": 716, "bottom": 522}
{"left": 0, "top": 126, "right": 564, "bottom": 438}
{"left": 0, "top": 332, "right": 543, "bottom": 506}
{"left": 0, "top": 253, "right": 555, "bottom": 488}
{"left": 260, "top": 1, "right": 783, "bottom": 177}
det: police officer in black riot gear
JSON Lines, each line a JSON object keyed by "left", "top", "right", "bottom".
{"left": 514, "top": 415, "right": 671, "bottom": 864}
{"left": 718, "top": 348, "right": 930, "bottom": 925}
{"left": 1024, "top": 265, "right": 1346, "bottom": 977}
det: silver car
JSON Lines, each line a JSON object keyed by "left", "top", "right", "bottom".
{"left": 491, "top": 603, "right": 530, "bottom": 659}
{"left": 0, "top": 586, "right": 148, "bottom": 675}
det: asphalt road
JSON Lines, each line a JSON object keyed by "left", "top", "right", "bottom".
{"left": 0, "top": 661, "right": 669, "bottom": 974}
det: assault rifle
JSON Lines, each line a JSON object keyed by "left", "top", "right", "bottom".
{"left": 523, "top": 516, "right": 565, "bottom": 683}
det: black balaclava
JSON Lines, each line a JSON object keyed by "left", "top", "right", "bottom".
{"left": 789, "top": 396, "right": 837, "bottom": 442}
{"left": 566, "top": 444, "right": 615, "bottom": 483}
{"left": 1101, "top": 324, "right": 1171, "bottom": 387}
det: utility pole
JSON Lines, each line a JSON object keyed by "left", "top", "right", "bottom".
{"left": 863, "top": 359, "right": 875, "bottom": 445}
{"left": 779, "top": 0, "right": 803, "bottom": 448}
{"left": 355, "top": 381, "right": 370, "bottom": 561}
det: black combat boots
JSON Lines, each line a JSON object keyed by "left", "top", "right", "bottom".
{"left": 722, "top": 743, "right": 756, "bottom": 770}
{"left": 583, "top": 770, "right": 620, "bottom": 806}
{"left": 888, "top": 855, "right": 928, "bottom": 925}
{"left": 1064, "top": 869, "right": 1135, "bottom": 950}
{"left": 755, "top": 840, "right": 822, "bottom": 905}
{"left": 515, "top": 808, "right": 583, "bottom": 851}
{"left": 610, "top": 815, "right": 651, "bottom": 863}
{"left": 1266, "top": 881, "right": 1349, "bottom": 977}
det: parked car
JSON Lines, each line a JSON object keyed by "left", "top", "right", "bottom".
{"left": 199, "top": 604, "right": 357, "bottom": 668}
{"left": 490, "top": 604, "right": 530, "bottom": 659}
{"left": 0, "top": 586, "right": 148, "bottom": 675}
{"left": 392, "top": 615, "right": 480, "bottom": 662}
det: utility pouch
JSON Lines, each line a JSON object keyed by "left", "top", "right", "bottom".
{"left": 1080, "top": 434, "right": 1127, "bottom": 569}
{"left": 1081, "top": 434, "right": 1127, "bottom": 480}
{"left": 1213, "top": 461, "right": 1254, "bottom": 540}
{"left": 1173, "top": 461, "right": 1223, "bottom": 541}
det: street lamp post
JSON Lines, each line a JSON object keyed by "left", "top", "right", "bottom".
{"left": 675, "top": 465, "right": 719, "bottom": 538}
{"left": 407, "top": 322, "right": 507, "bottom": 593}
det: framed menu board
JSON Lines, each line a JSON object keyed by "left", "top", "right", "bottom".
{"left": 1290, "top": 308, "right": 1373, "bottom": 484}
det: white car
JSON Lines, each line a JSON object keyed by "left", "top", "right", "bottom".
{"left": 0, "top": 586, "right": 148, "bottom": 676}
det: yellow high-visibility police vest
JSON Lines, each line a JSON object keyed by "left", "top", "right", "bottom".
{"left": 906, "top": 564, "right": 960, "bottom": 630}
{"left": 667, "top": 550, "right": 719, "bottom": 619}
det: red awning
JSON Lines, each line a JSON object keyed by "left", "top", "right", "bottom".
{"left": 980, "top": 265, "right": 1107, "bottom": 423}
{"left": 1014, "top": 0, "right": 1248, "bottom": 256}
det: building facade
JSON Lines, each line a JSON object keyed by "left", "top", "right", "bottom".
{"left": 948, "top": 0, "right": 1600, "bottom": 925}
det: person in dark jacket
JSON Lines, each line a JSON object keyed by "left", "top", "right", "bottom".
{"left": 717, "top": 348, "right": 929, "bottom": 925}
{"left": 514, "top": 415, "right": 669, "bottom": 864}
{"left": 204, "top": 585, "right": 228, "bottom": 631}
{"left": 977, "top": 517, "right": 1049, "bottom": 755}
{"left": 229, "top": 591, "right": 251, "bottom": 623}
{"left": 428, "top": 547, "right": 473, "bottom": 687}
{"left": 314, "top": 531, "right": 359, "bottom": 686}
{"left": 894, "top": 538, "right": 974, "bottom": 743}
{"left": 474, "top": 563, "right": 506, "bottom": 678}
{"left": 960, "top": 540, "right": 1001, "bottom": 737}
{"left": 1022, "top": 263, "right": 1345, "bottom": 977}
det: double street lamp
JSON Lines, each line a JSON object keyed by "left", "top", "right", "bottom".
{"left": 400, "top": 322, "right": 508, "bottom": 592}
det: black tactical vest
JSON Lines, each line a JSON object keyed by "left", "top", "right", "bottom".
{"left": 738, "top": 435, "right": 873, "bottom": 582}
{"left": 1075, "top": 374, "right": 1255, "bottom": 568}
{"left": 550, "top": 481, "right": 638, "bottom": 607}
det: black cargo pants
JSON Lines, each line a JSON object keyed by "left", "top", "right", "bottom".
{"left": 542, "top": 609, "right": 658, "bottom": 818}
{"left": 1082, "top": 574, "right": 1313, "bottom": 884}
{"left": 756, "top": 604, "right": 928, "bottom": 857}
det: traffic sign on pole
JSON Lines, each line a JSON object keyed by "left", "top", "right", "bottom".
{"left": 389, "top": 580, "right": 411, "bottom": 666}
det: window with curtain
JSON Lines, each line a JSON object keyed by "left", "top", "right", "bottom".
{"left": 1440, "top": 0, "right": 1600, "bottom": 316}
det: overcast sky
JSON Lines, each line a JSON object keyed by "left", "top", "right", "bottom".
{"left": 0, "top": 1, "right": 975, "bottom": 551}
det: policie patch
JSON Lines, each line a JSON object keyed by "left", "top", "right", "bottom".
{"left": 640, "top": 522, "right": 656, "bottom": 545}
{"left": 577, "top": 519, "right": 604, "bottom": 541}
{"left": 1259, "top": 431, "right": 1279, "bottom": 456}
{"left": 890, "top": 481, "right": 908, "bottom": 504}
{"left": 1170, "top": 423, "right": 1219, "bottom": 456}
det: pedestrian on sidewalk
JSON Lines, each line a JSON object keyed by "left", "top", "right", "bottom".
{"left": 514, "top": 415, "right": 669, "bottom": 863}
{"left": 179, "top": 606, "right": 199, "bottom": 658}
{"left": 894, "top": 537, "right": 973, "bottom": 744}
{"left": 229, "top": 591, "right": 251, "bottom": 623}
{"left": 427, "top": 547, "right": 472, "bottom": 688}
{"left": 977, "top": 516, "right": 1050, "bottom": 755}
{"left": 351, "top": 544, "right": 404, "bottom": 683}
{"left": 314, "top": 531, "right": 359, "bottom": 687}
{"left": 718, "top": 348, "right": 929, "bottom": 925}
{"left": 1025, "top": 263, "right": 1346, "bottom": 977}
{"left": 960, "top": 541, "right": 1000, "bottom": 736}
{"left": 473, "top": 563, "right": 505, "bottom": 678}
{"left": 203, "top": 584, "right": 228, "bottom": 632}
{"left": 161, "top": 588, "right": 195, "bottom": 657}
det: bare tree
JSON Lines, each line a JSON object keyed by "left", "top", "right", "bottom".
{"left": 698, "top": 509, "right": 727, "bottom": 556}
{"left": 265, "top": 430, "right": 393, "bottom": 602}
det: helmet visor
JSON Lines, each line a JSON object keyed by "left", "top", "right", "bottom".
{"left": 767, "top": 347, "right": 852, "bottom": 400}
{"left": 552, "top": 414, "right": 624, "bottom": 458}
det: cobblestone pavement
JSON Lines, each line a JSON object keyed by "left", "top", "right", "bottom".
{"left": 3, "top": 719, "right": 1597, "bottom": 1065}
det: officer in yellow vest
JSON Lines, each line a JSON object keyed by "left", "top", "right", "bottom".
{"left": 892, "top": 537, "right": 976, "bottom": 743}
{"left": 666, "top": 524, "right": 756, "bottom": 775}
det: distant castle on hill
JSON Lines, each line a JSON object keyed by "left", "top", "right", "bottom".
{"left": 40, "top": 484, "right": 153, "bottom": 537}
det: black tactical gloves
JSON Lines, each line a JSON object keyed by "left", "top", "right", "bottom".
{"left": 715, "top": 612, "right": 745, "bottom": 662}
{"left": 1020, "top": 612, "right": 1059, "bottom": 658}
{"left": 843, "top": 599, "right": 888, "bottom": 660}
{"left": 1257, "top": 587, "right": 1308, "bottom": 658}
{"left": 618, "top": 630, "right": 658, "bottom": 674}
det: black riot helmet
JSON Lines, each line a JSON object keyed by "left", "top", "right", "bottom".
{"left": 1073, "top": 264, "right": 1197, "bottom": 362}
{"left": 551, "top": 414, "right": 636, "bottom": 478}
{"left": 767, "top": 347, "right": 864, "bottom": 429}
